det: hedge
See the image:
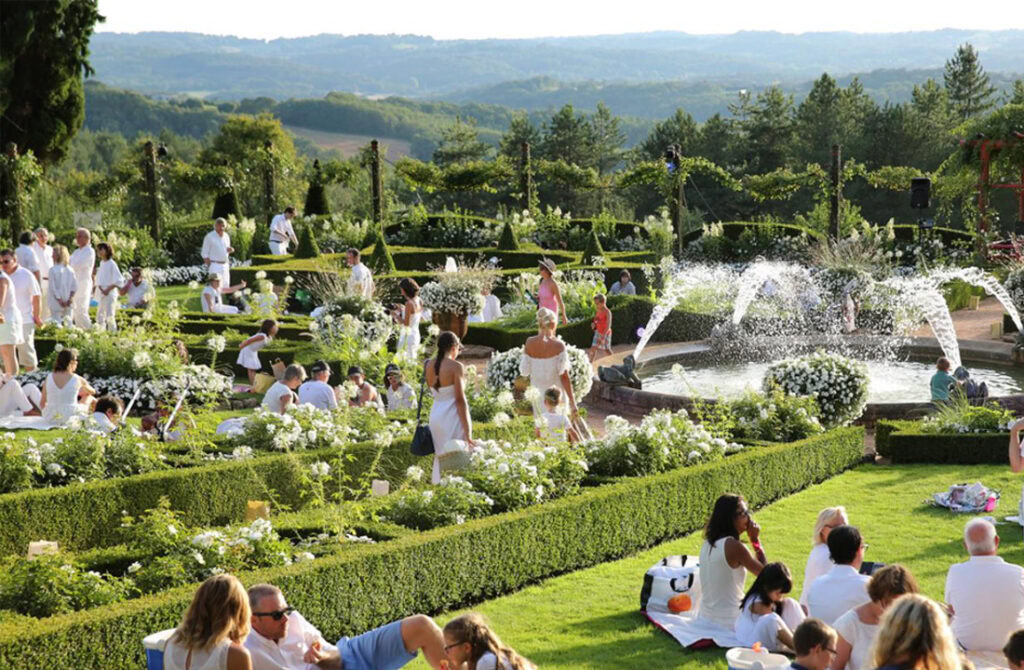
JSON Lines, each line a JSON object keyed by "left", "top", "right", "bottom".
{"left": 0, "top": 427, "right": 864, "bottom": 669}
{"left": 874, "top": 419, "right": 1008, "bottom": 464}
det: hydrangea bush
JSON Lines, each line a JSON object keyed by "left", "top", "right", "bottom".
{"left": 228, "top": 404, "right": 411, "bottom": 452}
{"left": 762, "top": 351, "right": 869, "bottom": 428}
{"left": 420, "top": 278, "right": 485, "bottom": 316}
{"left": 729, "top": 387, "right": 824, "bottom": 442}
{"left": 485, "top": 345, "right": 594, "bottom": 400}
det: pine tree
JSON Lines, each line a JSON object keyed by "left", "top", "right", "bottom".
{"left": 497, "top": 220, "right": 520, "bottom": 251}
{"left": 211, "top": 190, "right": 241, "bottom": 219}
{"left": 589, "top": 103, "right": 626, "bottom": 174}
{"left": 304, "top": 160, "right": 331, "bottom": 215}
{"left": 944, "top": 43, "right": 997, "bottom": 120}
{"left": 293, "top": 224, "right": 321, "bottom": 259}
{"left": 1008, "top": 80, "right": 1024, "bottom": 106}
{"left": 432, "top": 117, "right": 490, "bottom": 168}
{"left": 498, "top": 113, "right": 542, "bottom": 159}
{"left": 581, "top": 229, "right": 605, "bottom": 266}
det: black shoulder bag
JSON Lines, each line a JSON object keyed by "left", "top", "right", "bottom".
{"left": 409, "top": 362, "right": 434, "bottom": 456}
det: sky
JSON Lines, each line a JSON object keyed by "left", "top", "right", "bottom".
{"left": 96, "top": 0, "right": 1024, "bottom": 40}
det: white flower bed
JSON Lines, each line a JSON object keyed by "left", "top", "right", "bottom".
{"left": 762, "top": 351, "right": 869, "bottom": 428}
{"left": 148, "top": 259, "right": 252, "bottom": 287}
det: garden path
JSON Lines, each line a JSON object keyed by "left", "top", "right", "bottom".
{"left": 913, "top": 295, "right": 1007, "bottom": 340}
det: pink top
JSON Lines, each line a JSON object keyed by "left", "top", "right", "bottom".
{"left": 537, "top": 280, "right": 557, "bottom": 313}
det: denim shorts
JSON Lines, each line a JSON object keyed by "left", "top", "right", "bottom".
{"left": 337, "top": 619, "right": 416, "bottom": 670}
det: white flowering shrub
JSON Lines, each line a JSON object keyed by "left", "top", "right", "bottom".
{"left": 463, "top": 440, "right": 587, "bottom": 512}
{"left": 729, "top": 387, "right": 824, "bottom": 442}
{"left": 498, "top": 269, "right": 607, "bottom": 328}
{"left": 463, "top": 365, "right": 516, "bottom": 422}
{"left": 228, "top": 404, "right": 411, "bottom": 453}
{"left": 0, "top": 553, "right": 132, "bottom": 618}
{"left": 585, "top": 409, "right": 740, "bottom": 477}
{"left": 149, "top": 259, "right": 251, "bottom": 286}
{"left": 485, "top": 345, "right": 593, "bottom": 400}
{"left": 763, "top": 351, "right": 869, "bottom": 428}
{"left": 420, "top": 278, "right": 485, "bottom": 316}
{"left": 1006, "top": 267, "right": 1024, "bottom": 313}
{"left": 380, "top": 475, "right": 494, "bottom": 530}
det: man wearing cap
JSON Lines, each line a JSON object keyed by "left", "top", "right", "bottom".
{"left": 201, "top": 218, "right": 233, "bottom": 290}
{"left": 297, "top": 360, "right": 338, "bottom": 411}
{"left": 347, "top": 365, "right": 382, "bottom": 409}
{"left": 384, "top": 364, "right": 416, "bottom": 412}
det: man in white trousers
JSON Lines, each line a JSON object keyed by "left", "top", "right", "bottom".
{"left": 69, "top": 227, "right": 96, "bottom": 329}
{"left": 201, "top": 217, "right": 233, "bottom": 289}
{"left": 268, "top": 206, "right": 298, "bottom": 255}
{"left": 1, "top": 249, "right": 42, "bottom": 372}
{"left": 32, "top": 228, "right": 53, "bottom": 320}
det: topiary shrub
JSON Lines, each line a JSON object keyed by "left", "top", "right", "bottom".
{"left": 762, "top": 351, "right": 869, "bottom": 428}
{"left": 293, "top": 224, "right": 321, "bottom": 259}
{"left": 211, "top": 190, "right": 241, "bottom": 220}
{"left": 303, "top": 182, "right": 331, "bottom": 216}
{"left": 366, "top": 230, "right": 396, "bottom": 273}
{"left": 581, "top": 228, "right": 605, "bottom": 265}
{"left": 251, "top": 219, "right": 271, "bottom": 256}
{"left": 497, "top": 221, "right": 520, "bottom": 251}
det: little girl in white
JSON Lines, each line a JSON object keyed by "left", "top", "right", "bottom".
{"left": 535, "top": 386, "right": 580, "bottom": 444}
{"left": 236, "top": 318, "right": 278, "bottom": 384}
{"left": 95, "top": 242, "right": 124, "bottom": 331}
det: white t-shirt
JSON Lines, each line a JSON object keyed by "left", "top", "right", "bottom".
{"left": 297, "top": 379, "right": 338, "bottom": 411}
{"left": 202, "top": 230, "right": 231, "bottom": 264}
{"left": 270, "top": 214, "right": 296, "bottom": 243}
{"left": 806, "top": 565, "right": 870, "bottom": 625}
{"left": 386, "top": 382, "right": 417, "bottom": 411}
{"left": 124, "top": 279, "right": 152, "bottom": 308}
{"left": 69, "top": 245, "right": 95, "bottom": 284}
{"left": 946, "top": 555, "right": 1024, "bottom": 651}
{"left": 32, "top": 242, "right": 53, "bottom": 279}
{"left": 541, "top": 411, "right": 570, "bottom": 442}
{"left": 348, "top": 262, "right": 373, "bottom": 298}
{"left": 476, "top": 651, "right": 512, "bottom": 670}
{"left": 202, "top": 286, "right": 221, "bottom": 313}
{"left": 262, "top": 381, "right": 294, "bottom": 414}
{"left": 16, "top": 245, "right": 39, "bottom": 274}
{"left": 832, "top": 608, "right": 878, "bottom": 670}
{"left": 90, "top": 412, "right": 117, "bottom": 434}
{"left": 96, "top": 259, "right": 124, "bottom": 293}
{"left": 7, "top": 266, "right": 40, "bottom": 320}
{"left": 800, "top": 543, "right": 832, "bottom": 606}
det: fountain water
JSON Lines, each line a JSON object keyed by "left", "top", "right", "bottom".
{"left": 936, "top": 267, "right": 1024, "bottom": 332}
{"left": 877, "top": 275, "right": 963, "bottom": 369}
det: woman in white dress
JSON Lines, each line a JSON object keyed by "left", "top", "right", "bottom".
{"left": 425, "top": 331, "right": 474, "bottom": 484}
{"left": 735, "top": 562, "right": 806, "bottom": 651}
{"left": 95, "top": 242, "right": 124, "bottom": 331}
{"left": 163, "top": 574, "right": 253, "bottom": 670}
{"left": 443, "top": 613, "right": 536, "bottom": 670}
{"left": 47, "top": 245, "right": 77, "bottom": 326}
{"left": 236, "top": 319, "right": 278, "bottom": 384}
{"left": 39, "top": 348, "right": 95, "bottom": 425}
{"left": 0, "top": 267, "right": 24, "bottom": 376}
{"left": 800, "top": 506, "right": 849, "bottom": 607}
{"left": 832, "top": 565, "right": 918, "bottom": 670}
{"left": 520, "top": 308, "right": 577, "bottom": 419}
{"left": 395, "top": 278, "right": 422, "bottom": 361}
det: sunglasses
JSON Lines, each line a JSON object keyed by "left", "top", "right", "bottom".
{"left": 253, "top": 606, "right": 295, "bottom": 621}
{"left": 444, "top": 641, "right": 466, "bottom": 651}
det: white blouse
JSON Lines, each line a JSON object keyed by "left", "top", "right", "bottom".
{"left": 96, "top": 259, "right": 124, "bottom": 292}
{"left": 800, "top": 542, "right": 832, "bottom": 606}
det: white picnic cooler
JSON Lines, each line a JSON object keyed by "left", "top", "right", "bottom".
{"left": 639, "top": 554, "right": 701, "bottom": 616}
{"left": 143, "top": 628, "right": 176, "bottom": 670}
{"left": 726, "top": 647, "right": 791, "bottom": 670}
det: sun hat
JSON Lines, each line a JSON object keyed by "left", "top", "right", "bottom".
{"left": 384, "top": 363, "right": 401, "bottom": 377}
{"left": 539, "top": 258, "right": 557, "bottom": 274}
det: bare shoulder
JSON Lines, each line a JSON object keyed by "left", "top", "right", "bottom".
{"left": 226, "top": 643, "right": 252, "bottom": 670}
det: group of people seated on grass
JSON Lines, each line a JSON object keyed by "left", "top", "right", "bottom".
{"left": 930, "top": 357, "right": 989, "bottom": 405}
{"left": 164, "top": 574, "right": 536, "bottom": 670}
{"left": 680, "top": 494, "right": 1024, "bottom": 668}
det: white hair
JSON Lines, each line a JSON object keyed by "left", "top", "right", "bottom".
{"left": 76, "top": 227, "right": 91, "bottom": 240}
{"left": 215, "top": 217, "right": 227, "bottom": 226}
{"left": 964, "top": 517, "right": 997, "bottom": 554}
{"left": 812, "top": 506, "right": 848, "bottom": 546}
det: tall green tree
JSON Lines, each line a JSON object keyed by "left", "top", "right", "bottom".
{"left": 431, "top": 117, "right": 491, "bottom": 168}
{"left": 637, "top": 109, "right": 700, "bottom": 162}
{"left": 744, "top": 86, "right": 795, "bottom": 173}
{"left": 0, "top": 0, "right": 105, "bottom": 164}
{"left": 944, "top": 43, "right": 998, "bottom": 120}
{"left": 588, "top": 103, "right": 626, "bottom": 174}
{"left": 1008, "top": 79, "right": 1024, "bottom": 106}
{"left": 540, "top": 105, "right": 595, "bottom": 167}
{"left": 498, "top": 113, "right": 542, "bottom": 159}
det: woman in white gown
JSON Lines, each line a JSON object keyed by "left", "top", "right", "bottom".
{"left": 519, "top": 308, "right": 577, "bottom": 419}
{"left": 0, "top": 267, "right": 23, "bottom": 376}
{"left": 94, "top": 242, "right": 124, "bottom": 331}
{"left": 163, "top": 574, "right": 253, "bottom": 670}
{"left": 426, "top": 331, "right": 474, "bottom": 484}
{"left": 396, "top": 278, "right": 422, "bottom": 362}
{"left": 39, "top": 348, "right": 95, "bottom": 425}
{"left": 47, "top": 245, "right": 77, "bottom": 326}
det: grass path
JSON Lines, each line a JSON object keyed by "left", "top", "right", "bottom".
{"left": 405, "top": 464, "right": 1023, "bottom": 669}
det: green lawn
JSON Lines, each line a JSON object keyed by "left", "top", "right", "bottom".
{"left": 154, "top": 284, "right": 202, "bottom": 311}
{"left": 406, "top": 464, "right": 1024, "bottom": 669}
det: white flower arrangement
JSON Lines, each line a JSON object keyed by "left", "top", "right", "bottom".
{"left": 763, "top": 351, "right": 869, "bottom": 428}
{"left": 420, "top": 279, "right": 485, "bottom": 316}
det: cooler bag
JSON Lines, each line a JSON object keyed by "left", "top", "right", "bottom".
{"left": 640, "top": 554, "right": 701, "bottom": 616}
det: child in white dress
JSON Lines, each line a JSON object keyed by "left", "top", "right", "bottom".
{"left": 95, "top": 242, "right": 124, "bottom": 331}
{"left": 536, "top": 386, "right": 580, "bottom": 444}
{"left": 47, "top": 245, "right": 77, "bottom": 326}
{"left": 735, "top": 562, "right": 806, "bottom": 652}
{"left": 236, "top": 319, "right": 278, "bottom": 384}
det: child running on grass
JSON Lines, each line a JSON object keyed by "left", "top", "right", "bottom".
{"left": 588, "top": 293, "right": 613, "bottom": 362}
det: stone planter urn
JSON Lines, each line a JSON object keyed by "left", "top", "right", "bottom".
{"left": 433, "top": 311, "right": 469, "bottom": 339}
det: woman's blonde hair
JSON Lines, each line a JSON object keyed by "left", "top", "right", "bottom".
{"left": 536, "top": 307, "right": 557, "bottom": 332}
{"left": 869, "top": 594, "right": 960, "bottom": 670}
{"left": 444, "top": 613, "right": 535, "bottom": 670}
{"left": 172, "top": 574, "right": 251, "bottom": 652}
{"left": 52, "top": 244, "right": 70, "bottom": 265}
{"left": 812, "top": 506, "right": 848, "bottom": 545}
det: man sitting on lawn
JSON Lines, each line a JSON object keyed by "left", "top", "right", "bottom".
{"left": 298, "top": 360, "right": 338, "bottom": 411}
{"left": 806, "top": 525, "right": 870, "bottom": 625}
{"left": 945, "top": 518, "right": 1024, "bottom": 651}
{"left": 244, "top": 583, "right": 447, "bottom": 670}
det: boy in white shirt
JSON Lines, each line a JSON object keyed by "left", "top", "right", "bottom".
{"left": 90, "top": 395, "right": 123, "bottom": 434}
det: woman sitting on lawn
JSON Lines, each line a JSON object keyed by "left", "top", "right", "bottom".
{"left": 832, "top": 565, "right": 919, "bottom": 670}
{"left": 735, "top": 562, "right": 806, "bottom": 651}
{"left": 443, "top": 613, "right": 535, "bottom": 670}
{"left": 869, "top": 594, "right": 960, "bottom": 670}
{"left": 800, "top": 506, "right": 850, "bottom": 607}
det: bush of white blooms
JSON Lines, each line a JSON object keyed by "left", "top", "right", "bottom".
{"left": 228, "top": 403, "right": 412, "bottom": 452}
{"left": 420, "top": 277, "right": 485, "bottom": 316}
{"left": 149, "top": 259, "right": 251, "bottom": 287}
{"left": 762, "top": 351, "right": 869, "bottom": 428}
{"left": 585, "top": 409, "right": 740, "bottom": 477}
{"left": 485, "top": 345, "right": 593, "bottom": 400}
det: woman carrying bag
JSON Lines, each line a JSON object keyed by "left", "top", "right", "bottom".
{"left": 417, "top": 330, "right": 474, "bottom": 484}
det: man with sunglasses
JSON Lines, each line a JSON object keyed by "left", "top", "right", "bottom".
{"left": 244, "top": 583, "right": 447, "bottom": 670}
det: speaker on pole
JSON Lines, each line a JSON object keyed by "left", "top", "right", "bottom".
{"left": 910, "top": 177, "right": 931, "bottom": 210}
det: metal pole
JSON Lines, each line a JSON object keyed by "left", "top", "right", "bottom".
{"left": 370, "top": 139, "right": 382, "bottom": 226}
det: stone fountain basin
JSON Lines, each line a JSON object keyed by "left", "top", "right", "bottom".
{"left": 587, "top": 336, "right": 1024, "bottom": 425}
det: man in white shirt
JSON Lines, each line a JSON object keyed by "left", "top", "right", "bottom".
{"left": 384, "top": 364, "right": 417, "bottom": 412}
{"left": 945, "top": 517, "right": 1024, "bottom": 650}
{"left": 201, "top": 217, "right": 233, "bottom": 290}
{"left": 120, "top": 267, "right": 153, "bottom": 309}
{"left": 806, "top": 525, "right": 870, "bottom": 624}
{"left": 297, "top": 360, "right": 338, "bottom": 411}
{"left": 244, "top": 583, "right": 446, "bottom": 670}
{"left": 69, "top": 227, "right": 96, "bottom": 328}
{"left": 88, "top": 395, "right": 123, "bottom": 434}
{"left": 269, "top": 206, "right": 299, "bottom": 255}
{"left": 346, "top": 248, "right": 373, "bottom": 299}
{"left": 15, "top": 232, "right": 40, "bottom": 284}
{"left": 1, "top": 249, "right": 42, "bottom": 372}
{"left": 32, "top": 228, "right": 53, "bottom": 320}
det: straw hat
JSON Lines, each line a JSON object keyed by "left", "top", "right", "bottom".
{"left": 538, "top": 258, "right": 557, "bottom": 274}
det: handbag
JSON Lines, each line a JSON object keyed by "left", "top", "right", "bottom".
{"left": 437, "top": 439, "right": 472, "bottom": 471}
{"left": 409, "top": 363, "right": 434, "bottom": 456}
{"left": 251, "top": 372, "right": 276, "bottom": 394}
{"left": 639, "top": 555, "right": 702, "bottom": 616}
{"left": 270, "top": 359, "right": 286, "bottom": 380}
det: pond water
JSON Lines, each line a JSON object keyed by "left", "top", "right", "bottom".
{"left": 638, "top": 358, "right": 1024, "bottom": 403}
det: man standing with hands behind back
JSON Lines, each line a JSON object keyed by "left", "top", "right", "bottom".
{"left": 202, "top": 217, "right": 234, "bottom": 290}
{"left": 69, "top": 227, "right": 95, "bottom": 329}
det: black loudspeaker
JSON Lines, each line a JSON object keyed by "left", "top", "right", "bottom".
{"left": 910, "top": 177, "right": 931, "bottom": 209}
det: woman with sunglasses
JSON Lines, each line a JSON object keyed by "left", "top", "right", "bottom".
{"left": 426, "top": 331, "right": 474, "bottom": 484}
{"left": 800, "top": 506, "right": 850, "bottom": 609}
{"left": 164, "top": 573, "right": 252, "bottom": 670}
{"left": 442, "top": 613, "right": 535, "bottom": 670}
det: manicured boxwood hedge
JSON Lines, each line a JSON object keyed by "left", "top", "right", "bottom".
{"left": 0, "top": 427, "right": 863, "bottom": 669}
{"left": 875, "top": 419, "right": 1008, "bottom": 464}
{"left": 388, "top": 247, "right": 578, "bottom": 272}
